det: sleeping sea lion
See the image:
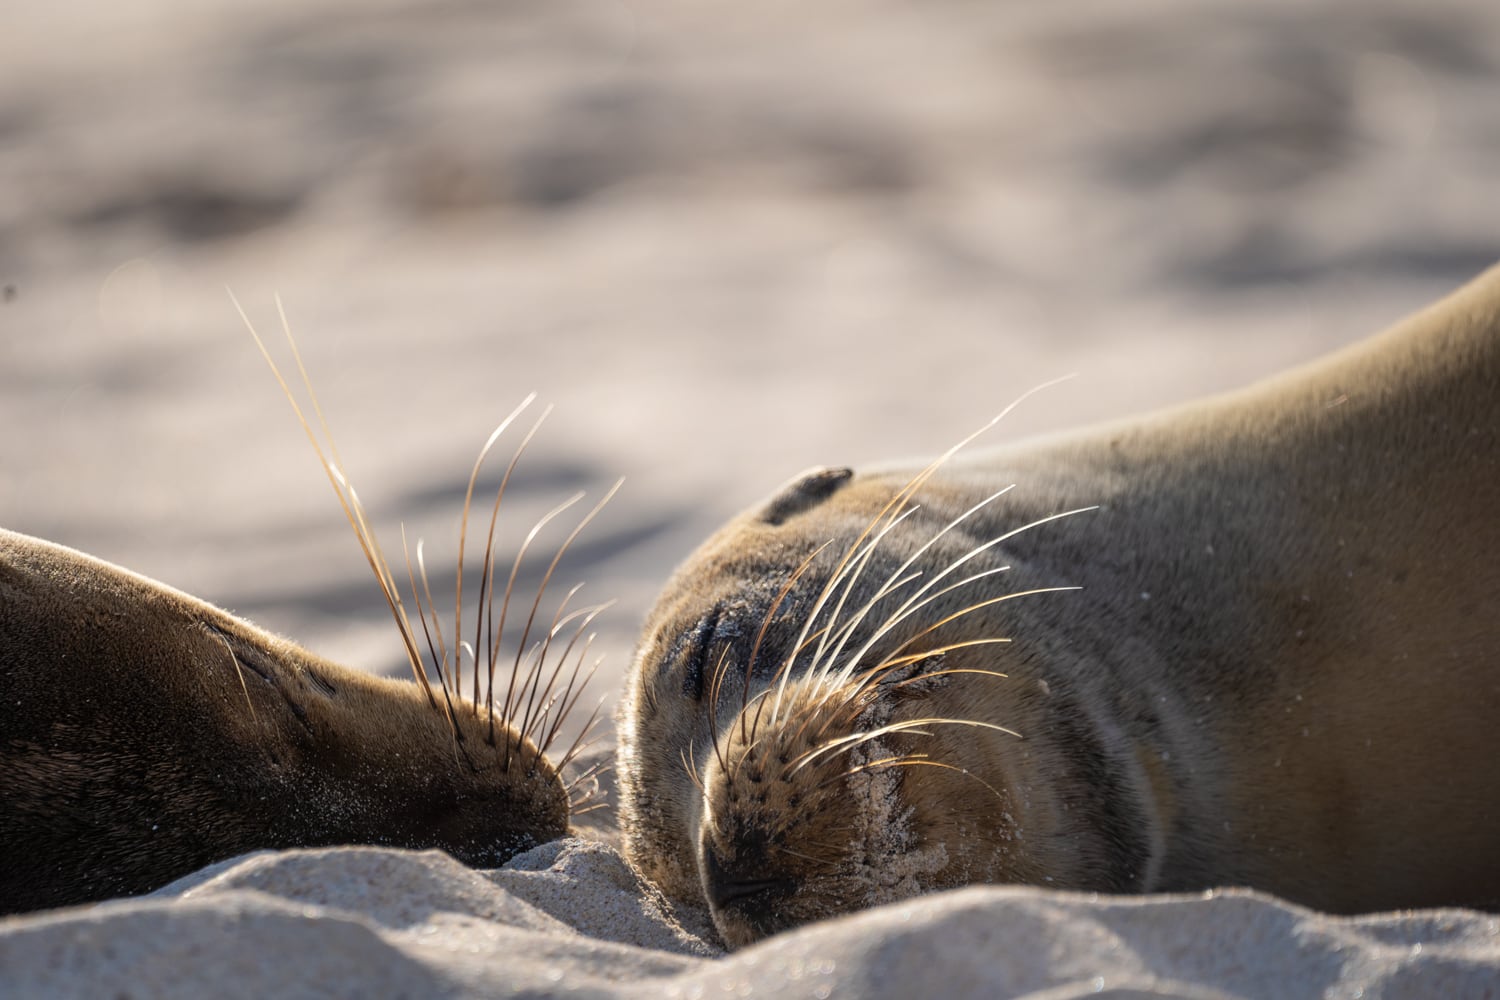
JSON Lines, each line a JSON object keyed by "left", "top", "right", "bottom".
{"left": 617, "top": 264, "right": 1500, "bottom": 946}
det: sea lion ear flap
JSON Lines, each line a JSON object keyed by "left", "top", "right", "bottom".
{"left": 758, "top": 467, "right": 854, "bottom": 526}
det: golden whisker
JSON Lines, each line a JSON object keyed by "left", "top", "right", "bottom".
{"left": 456, "top": 397, "right": 540, "bottom": 706}
{"left": 740, "top": 541, "right": 833, "bottom": 741}
{"left": 399, "top": 530, "right": 463, "bottom": 735}
{"left": 234, "top": 293, "right": 437, "bottom": 708}
{"left": 556, "top": 696, "right": 608, "bottom": 773}
{"left": 785, "top": 716, "right": 1022, "bottom": 780}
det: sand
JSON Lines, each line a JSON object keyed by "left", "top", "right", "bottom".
{"left": 4, "top": 0, "right": 1500, "bottom": 994}
{"left": 4, "top": 821, "right": 1499, "bottom": 998}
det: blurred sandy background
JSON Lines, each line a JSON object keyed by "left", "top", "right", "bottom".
{"left": 3, "top": 0, "right": 1498, "bottom": 737}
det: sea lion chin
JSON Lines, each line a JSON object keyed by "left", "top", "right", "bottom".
{"left": 617, "top": 264, "right": 1500, "bottom": 948}
{"left": 0, "top": 529, "right": 570, "bottom": 915}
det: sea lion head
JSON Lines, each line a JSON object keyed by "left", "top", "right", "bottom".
{"left": 187, "top": 601, "right": 580, "bottom": 868}
{"left": 278, "top": 648, "right": 575, "bottom": 865}
{"left": 0, "top": 529, "right": 576, "bottom": 913}
{"left": 618, "top": 465, "right": 1109, "bottom": 946}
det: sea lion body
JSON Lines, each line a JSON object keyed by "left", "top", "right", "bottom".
{"left": 617, "top": 266, "right": 1500, "bottom": 946}
{"left": 0, "top": 529, "right": 568, "bottom": 915}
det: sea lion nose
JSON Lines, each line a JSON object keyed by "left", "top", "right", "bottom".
{"left": 700, "top": 831, "right": 796, "bottom": 916}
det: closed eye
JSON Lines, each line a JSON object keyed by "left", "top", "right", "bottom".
{"left": 675, "top": 606, "right": 723, "bottom": 702}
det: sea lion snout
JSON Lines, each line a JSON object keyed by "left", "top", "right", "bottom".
{"left": 698, "top": 828, "right": 797, "bottom": 934}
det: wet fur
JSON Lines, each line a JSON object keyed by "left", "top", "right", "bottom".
{"left": 617, "top": 264, "right": 1500, "bottom": 946}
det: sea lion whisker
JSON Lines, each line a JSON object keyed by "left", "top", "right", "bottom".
{"left": 866, "top": 641, "right": 1013, "bottom": 676}
{"left": 812, "top": 568, "right": 926, "bottom": 689}
{"left": 741, "top": 542, "right": 833, "bottom": 746}
{"left": 727, "top": 686, "right": 777, "bottom": 751}
{"left": 457, "top": 640, "right": 480, "bottom": 713}
{"left": 502, "top": 479, "right": 622, "bottom": 747}
{"left": 567, "top": 771, "right": 607, "bottom": 813}
{"left": 555, "top": 696, "right": 608, "bottom": 772}
{"left": 784, "top": 638, "right": 983, "bottom": 751}
{"left": 454, "top": 398, "right": 540, "bottom": 707}
{"left": 567, "top": 760, "right": 610, "bottom": 812}
{"left": 824, "top": 496, "right": 1088, "bottom": 692}
{"left": 399, "top": 529, "right": 467, "bottom": 738}
{"left": 888, "top": 663, "right": 1012, "bottom": 688}
{"left": 787, "top": 716, "right": 1021, "bottom": 779}
{"left": 781, "top": 622, "right": 836, "bottom": 686}
{"left": 524, "top": 620, "right": 599, "bottom": 749}
{"left": 890, "top": 375, "right": 1078, "bottom": 496}
{"left": 725, "top": 692, "right": 815, "bottom": 783}
{"left": 235, "top": 295, "right": 438, "bottom": 707}
{"left": 770, "top": 843, "right": 843, "bottom": 870}
{"left": 538, "top": 611, "right": 610, "bottom": 750}
{"left": 515, "top": 581, "right": 590, "bottom": 741}
{"left": 774, "top": 506, "right": 919, "bottom": 725}
{"left": 509, "top": 637, "right": 551, "bottom": 736}
{"left": 775, "top": 494, "right": 931, "bottom": 711}
{"left": 541, "top": 647, "right": 602, "bottom": 755}
{"left": 800, "top": 506, "right": 920, "bottom": 690}
{"left": 494, "top": 488, "right": 584, "bottom": 748}
{"left": 477, "top": 406, "right": 554, "bottom": 723}
{"left": 881, "top": 586, "right": 1083, "bottom": 669}
{"left": 682, "top": 745, "right": 708, "bottom": 796}
{"left": 817, "top": 752, "right": 934, "bottom": 792}
{"left": 414, "top": 537, "right": 459, "bottom": 697}
{"left": 841, "top": 756, "right": 1007, "bottom": 803}
{"left": 791, "top": 678, "right": 880, "bottom": 748}
{"left": 212, "top": 630, "right": 260, "bottom": 725}
{"left": 816, "top": 486, "right": 1016, "bottom": 689}
{"left": 821, "top": 562, "right": 1021, "bottom": 692}
{"left": 800, "top": 387, "right": 1072, "bottom": 681}
{"left": 268, "top": 298, "right": 451, "bottom": 698}
{"left": 564, "top": 758, "right": 610, "bottom": 803}
{"left": 334, "top": 468, "right": 437, "bottom": 699}
{"left": 802, "top": 642, "right": 1014, "bottom": 742}
{"left": 399, "top": 527, "right": 462, "bottom": 740}
{"left": 854, "top": 564, "right": 1013, "bottom": 653}
{"left": 823, "top": 558, "right": 1018, "bottom": 692}
{"left": 781, "top": 720, "right": 931, "bottom": 779}
{"left": 705, "top": 644, "right": 737, "bottom": 777}
{"left": 853, "top": 399, "right": 1031, "bottom": 529}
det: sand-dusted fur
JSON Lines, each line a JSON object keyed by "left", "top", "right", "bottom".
{"left": 617, "top": 264, "right": 1500, "bottom": 947}
{"left": 0, "top": 530, "right": 568, "bottom": 915}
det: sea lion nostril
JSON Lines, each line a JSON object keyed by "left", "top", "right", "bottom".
{"left": 703, "top": 850, "right": 796, "bottom": 913}
{"left": 701, "top": 827, "right": 797, "bottom": 914}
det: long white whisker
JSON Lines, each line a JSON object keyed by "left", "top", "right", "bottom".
{"left": 772, "top": 505, "right": 920, "bottom": 725}
{"left": 818, "top": 486, "right": 1015, "bottom": 688}
{"left": 831, "top": 505, "right": 1098, "bottom": 688}
{"left": 787, "top": 716, "right": 1022, "bottom": 778}
{"left": 234, "top": 293, "right": 436, "bottom": 702}
{"left": 804, "top": 505, "right": 921, "bottom": 680}
{"left": 457, "top": 396, "right": 537, "bottom": 707}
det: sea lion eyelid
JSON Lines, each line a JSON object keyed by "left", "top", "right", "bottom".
{"left": 671, "top": 607, "right": 724, "bottom": 702}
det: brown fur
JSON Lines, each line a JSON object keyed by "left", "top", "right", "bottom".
{"left": 617, "top": 264, "right": 1500, "bottom": 947}
{"left": 0, "top": 530, "right": 568, "bottom": 915}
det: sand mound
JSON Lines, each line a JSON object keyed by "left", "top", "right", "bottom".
{"left": 4, "top": 838, "right": 1496, "bottom": 999}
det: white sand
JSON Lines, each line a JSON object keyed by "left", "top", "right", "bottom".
{"left": 4, "top": 825, "right": 1498, "bottom": 998}
{"left": 4, "top": 0, "right": 1500, "bottom": 994}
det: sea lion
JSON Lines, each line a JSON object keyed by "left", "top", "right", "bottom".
{"left": 0, "top": 313, "right": 610, "bottom": 916}
{"left": 0, "top": 529, "right": 570, "bottom": 915}
{"left": 616, "top": 264, "right": 1500, "bottom": 947}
